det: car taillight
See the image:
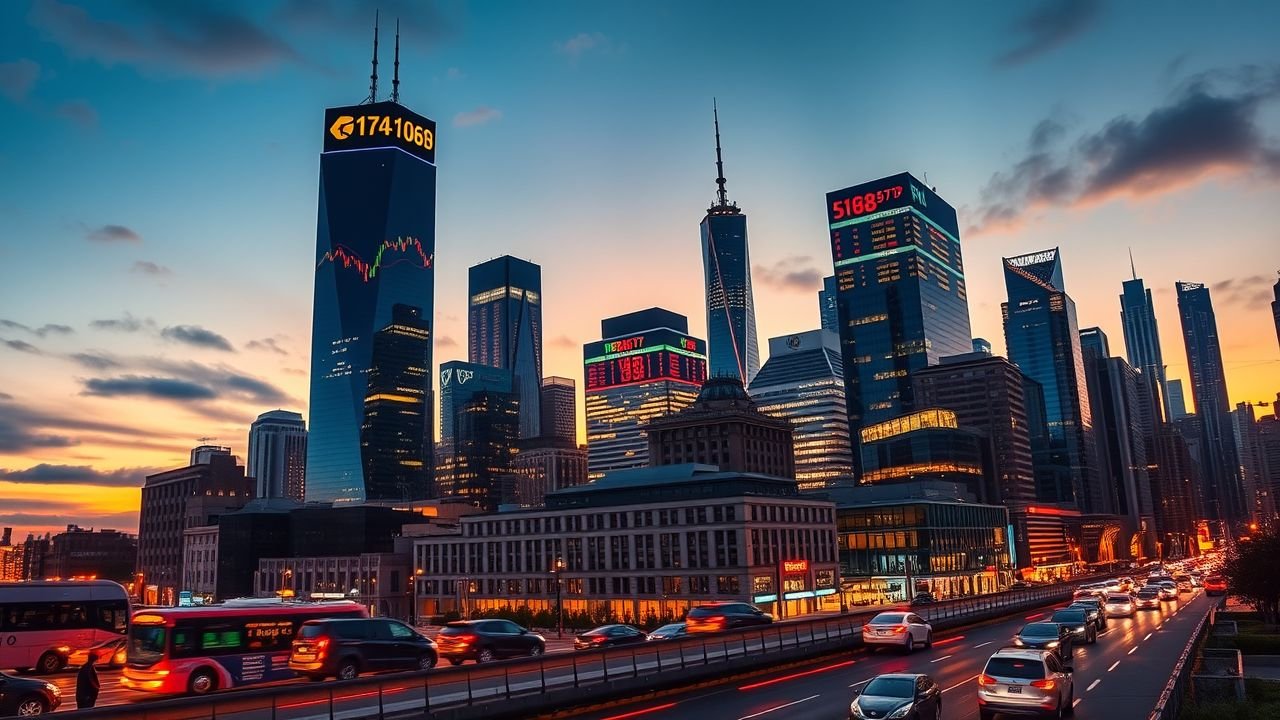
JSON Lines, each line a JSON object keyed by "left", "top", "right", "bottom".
{"left": 862, "top": 624, "right": 871, "bottom": 632}
{"left": 1031, "top": 678, "right": 1056, "bottom": 691}
{"left": 892, "top": 625, "right": 907, "bottom": 633}
{"left": 978, "top": 674, "right": 996, "bottom": 686}
{"left": 314, "top": 638, "right": 329, "bottom": 658}
{"left": 451, "top": 634, "right": 476, "bottom": 644}
{"left": 592, "top": 635, "right": 608, "bottom": 644}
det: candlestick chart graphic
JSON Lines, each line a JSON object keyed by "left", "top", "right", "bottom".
{"left": 316, "top": 236, "right": 432, "bottom": 283}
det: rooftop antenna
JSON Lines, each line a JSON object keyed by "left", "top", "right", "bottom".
{"left": 391, "top": 18, "right": 401, "bottom": 103}
{"left": 366, "top": 10, "right": 380, "bottom": 104}
{"left": 1129, "top": 247, "right": 1137, "bottom": 280}
{"left": 713, "top": 98, "right": 729, "bottom": 207}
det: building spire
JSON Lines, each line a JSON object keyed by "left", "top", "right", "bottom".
{"left": 1129, "top": 247, "right": 1137, "bottom": 280}
{"left": 713, "top": 98, "right": 729, "bottom": 207}
{"left": 391, "top": 18, "right": 400, "bottom": 104}
{"left": 367, "top": 10, "right": 380, "bottom": 104}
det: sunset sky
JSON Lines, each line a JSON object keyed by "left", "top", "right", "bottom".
{"left": 2, "top": 0, "right": 1278, "bottom": 539}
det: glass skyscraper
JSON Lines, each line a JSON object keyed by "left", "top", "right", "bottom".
{"left": 1001, "top": 248, "right": 1101, "bottom": 512}
{"left": 1167, "top": 379, "right": 1190, "bottom": 420}
{"left": 1120, "top": 270, "right": 1171, "bottom": 423}
{"left": 438, "top": 360, "right": 515, "bottom": 448}
{"left": 468, "top": 256, "right": 543, "bottom": 439}
{"left": 247, "top": 410, "right": 307, "bottom": 502}
{"left": 819, "top": 275, "right": 839, "bottom": 334}
{"left": 1176, "top": 281, "right": 1244, "bottom": 524}
{"left": 307, "top": 99, "right": 437, "bottom": 504}
{"left": 435, "top": 360, "right": 519, "bottom": 510}
{"left": 700, "top": 104, "right": 760, "bottom": 385}
{"left": 825, "top": 172, "right": 972, "bottom": 475}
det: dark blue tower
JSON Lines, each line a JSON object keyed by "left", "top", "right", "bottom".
{"left": 1120, "top": 254, "right": 1172, "bottom": 423}
{"left": 468, "top": 256, "right": 543, "bottom": 439}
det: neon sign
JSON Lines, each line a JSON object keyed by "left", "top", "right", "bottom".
{"left": 324, "top": 101, "right": 437, "bottom": 164}
{"left": 830, "top": 185, "right": 904, "bottom": 221}
{"left": 604, "top": 336, "right": 645, "bottom": 354}
{"left": 782, "top": 559, "right": 808, "bottom": 573}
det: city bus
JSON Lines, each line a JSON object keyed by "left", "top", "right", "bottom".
{"left": 0, "top": 580, "right": 131, "bottom": 674}
{"left": 122, "top": 599, "right": 366, "bottom": 695}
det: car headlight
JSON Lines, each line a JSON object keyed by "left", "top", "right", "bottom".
{"left": 1073, "top": 627, "right": 1085, "bottom": 634}
{"left": 1013, "top": 637, "right": 1025, "bottom": 646}
{"left": 888, "top": 703, "right": 915, "bottom": 719}
{"left": 849, "top": 698, "right": 863, "bottom": 717}
{"left": 1046, "top": 641, "right": 1059, "bottom": 648}
{"left": 46, "top": 683, "right": 60, "bottom": 696}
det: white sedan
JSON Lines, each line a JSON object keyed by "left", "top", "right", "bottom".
{"left": 1104, "top": 593, "right": 1135, "bottom": 617}
{"left": 861, "top": 612, "right": 933, "bottom": 653}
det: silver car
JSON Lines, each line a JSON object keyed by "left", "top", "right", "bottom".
{"left": 861, "top": 611, "right": 933, "bottom": 653}
{"left": 977, "top": 648, "right": 1075, "bottom": 720}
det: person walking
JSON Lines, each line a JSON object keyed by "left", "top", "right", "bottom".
{"left": 76, "top": 651, "right": 100, "bottom": 709}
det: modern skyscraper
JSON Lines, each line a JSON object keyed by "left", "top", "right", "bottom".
{"left": 584, "top": 308, "right": 706, "bottom": 478}
{"left": 1176, "top": 281, "right": 1244, "bottom": 524}
{"left": 247, "top": 410, "right": 308, "bottom": 501}
{"left": 826, "top": 172, "right": 973, "bottom": 474}
{"left": 468, "top": 256, "right": 543, "bottom": 438}
{"left": 1167, "top": 379, "right": 1190, "bottom": 421}
{"left": 1230, "top": 402, "right": 1275, "bottom": 527}
{"left": 1002, "top": 248, "right": 1101, "bottom": 512}
{"left": 819, "top": 275, "right": 839, "bottom": 334}
{"left": 539, "top": 376, "right": 577, "bottom": 444}
{"left": 700, "top": 103, "right": 760, "bottom": 385}
{"left": 1273, "top": 275, "right": 1280, "bottom": 350}
{"left": 748, "top": 330, "right": 853, "bottom": 490}
{"left": 1120, "top": 267, "right": 1172, "bottom": 423}
{"left": 1079, "top": 326, "right": 1110, "bottom": 360}
{"left": 307, "top": 26, "right": 437, "bottom": 504}
{"left": 435, "top": 361, "right": 520, "bottom": 510}
{"left": 438, "top": 361, "right": 515, "bottom": 448}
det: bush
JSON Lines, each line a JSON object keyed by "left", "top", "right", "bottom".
{"left": 1179, "top": 680, "right": 1280, "bottom": 720}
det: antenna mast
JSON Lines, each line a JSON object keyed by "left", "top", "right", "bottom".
{"left": 391, "top": 19, "right": 401, "bottom": 103}
{"left": 1129, "top": 247, "right": 1137, "bottom": 280}
{"left": 713, "top": 99, "right": 729, "bottom": 207}
{"left": 366, "top": 11, "right": 380, "bottom": 104}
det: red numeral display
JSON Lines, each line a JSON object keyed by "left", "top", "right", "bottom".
{"left": 830, "top": 185, "right": 904, "bottom": 221}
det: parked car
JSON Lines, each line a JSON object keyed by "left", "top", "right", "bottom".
{"left": 1012, "top": 622, "right": 1073, "bottom": 662}
{"left": 1204, "top": 576, "right": 1228, "bottom": 596}
{"left": 861, "top": 612, "right": 933, "bottom": 653}
{"left": 434, "top": 620, "right": 545, "bottom": 666}
{"left": 849, "top": 673, "right": 942, "bottom": 720}
{"left": 1103, "top": 594, "right": 1135, "bottom": 618}
{"left": 646, "top": 623, "right": 687, "bottom": 642}
{"left": 910, "top": 592, "right": 937, "bottom": 606}
{"left": 977, "top": 648, "right": 1074, "bottom": 720}
{"left": 1050, "top": 608, "right": 1096, "bottom": 644}
{"left": 1067, "top": 597, "right": 1106, "bottom": 630}
{"left": 0, "top": 671, "right": 61, "bottom": 716}
{"left": 288, "top": 618, "right": 438, "bottom": 680}
{"left": 1134, "top": 587, "right": 1163, "bottom": 610}
{"left": 685, "top": 603, "right": 773, "bottom": 633}
{"left": 574, "top": 624, "right": 647, "bottom": 651}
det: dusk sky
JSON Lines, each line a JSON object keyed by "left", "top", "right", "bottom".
{"left": 2, "top": 0, "right": 1278, "bottom": 539}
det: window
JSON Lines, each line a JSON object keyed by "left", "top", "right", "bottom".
{"left": 387, "top": 621, "right": 415, "bottom": 639}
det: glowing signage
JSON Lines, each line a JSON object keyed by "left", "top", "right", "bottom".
{"left": 1006, "top": 249, "right": 1058, "bottom": 268}
{"left": 782, "top": 559, "right": 809, "bottom": 574}
{"left": 324, "top": 101, "right": 436, "bottom": 164}
{"left": 604, "top": 336, "right": 645, "bottom": 354}
{"left": 830, "top": 184, "right": 905, "bottom": 221}
{"left": 584, "top": 329, "right": 707, "bottom": 391}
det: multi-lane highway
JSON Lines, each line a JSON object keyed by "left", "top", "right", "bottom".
{"left": 570, "top": 590, "right": 1211, "bottom": 720}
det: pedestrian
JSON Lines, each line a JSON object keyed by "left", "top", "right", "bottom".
{"left": 76, "top": 650, "right": 100, "bottom": 709}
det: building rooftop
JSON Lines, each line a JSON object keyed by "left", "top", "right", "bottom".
{"left": 545, "top": 464, "right": 811, "bottom": 509}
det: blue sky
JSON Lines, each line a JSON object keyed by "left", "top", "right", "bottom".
{"left": 1, "top": 0, "right": 1279, "bottom": 536}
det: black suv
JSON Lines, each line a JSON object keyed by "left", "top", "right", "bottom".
{"left": 685, "top": 603, "right": 773, "bottom": 633}
{"left": 289, "top": 618, "right": 437, "bottom": 680}
{"left": 436, "top": 620, "right": 546, "bottom": 665}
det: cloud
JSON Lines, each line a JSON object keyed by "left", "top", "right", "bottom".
{"left": 69, "top": 351, "right": 120, "bottom": 370}
{"left": 85, "top": 223, "right": 141, "bottom": 243}
{"left": 0, "top": 320, "right": 74, "bottom": 337}
{"left": 246, "top": 336, "right": 288, "bottom": 355}
{"left": 281, "top": 367, "right": 306, "bottom": 376}
{"left": 0, "top": 392, "right": 12, "bottom": 400}
{"left": 71, "top": 354, "right": 290, "bottom": 408}
{"left": 555, "top": 32, "right": 612, "bottom": 60}
{"left": 1209, "top": 274, "right": 1274, "bottom": 307}
{"left": 0, "top": 397, "right": 169, "bottom": 453}
{"left": 996, "top": 0, "right": 1102, "bottom": 66}
{"left": 0, "top": 463, "right": 163, "bottom": 488}
{"left": 160, "top": 324, "right": 235, "bottom": 351}
{"left": 753, "top": 256, "right": 825, "bottom": 293}
{"left": 435, "top": 335, "right": 458, "bottom": 349}
{"left": 0, "top": 511, "right": 140, "bottom": 531}
{"left": 549, "top": 335, "right": 578, "bottom": 350}
{"left": 89, "top": 313, "right": 152, "bottom": 332}
{"left": 131, "top": 260, "right": 172, "bottom": 276}
{"left": 82, "top": 375, "right": 218, "bottom": 400}
{"left": 970, "top": 66, "right": 1280, "bottom": 234}
{"left": 0, "top": 58, "right": 40, "bottom": 102}
{"left": 55, "top": 99, "right": 97, "bottom": 128}
{"left": 29, "top": 0, "right": 299, "bottom": 77}
{"left": 453, "top": 106, "right": 501, "bottom": 128}
{"left": 2, "top": 339, "right": 41, "bottom": 354}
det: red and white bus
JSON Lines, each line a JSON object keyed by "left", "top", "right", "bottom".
{"left": 0, "top": 580, "right": 131, "bottom": 674}
{"left": 122, "top": 599, "right": 366, "bottom": 695}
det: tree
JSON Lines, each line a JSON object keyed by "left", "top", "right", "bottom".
{"left": 1223, "top": 531, "right": 1280, "bottom": 626}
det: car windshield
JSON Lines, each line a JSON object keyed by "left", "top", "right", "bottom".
{"left": 652, "top": 624, "right": 682, "bottom": 635}
{"left": 1051, "top": 611, "right": 1087, "bottom": 624}
{"left": 1138, "top": 589, "right": 1159, "bottom": 597}
{"left": 1021, "top": 623, "right": 1060, "bottom": 637}
{"left": 440, "top": 624, "right": 474, "bottom": 635}
{"left": 128, "top": 625, "right": 166, "bottom": 666}
{"left": 863, "top": 677, "right": 915, "bottom": 698}
{"left": 986, "top": 657, "right": 1046, "bottom": 680}
{"left": 1107, "top": 595, "right": 1130, "bottom": 603}
{"left": 871, "top": 613, "right": 905, "bottom": 624}
{"left": 298, "top": 624, "right": 326, "bottom": 639}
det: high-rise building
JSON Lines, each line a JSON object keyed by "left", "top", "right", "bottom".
{"left": 1176, "top": 281, "right": 1244, "bottom": 524}
{"left": 819, "top": 275, "right": 839, "bottom": 334}
{"left": 1147, "top": 424, "right": 1200, "bottom": 558}
{"left": 1079, "top": 326, "right": 1110, "bottom": 360}
{"left": 1231, "top": 402, "right": 1275, "bottom": 528}
{"left": 700, "top": 103, "right": 760, "bottom": 385}
{"left": 826, "top": 173, "right": 973, "bottom": 474}
{"left": 468, "top": 256, "right": 543, "bottom": 438}
{"left": 247, "top": 410, "right": 308, "bottom": 501}
{"left": 1002, "top": 248, "right": 1101, "bottom": 512}
{"left": 438, "top": 361, "right": 515, "bottom": 448}
{"left": 1167, "top": 379, "right": 1190, "bottom": 421}
{"left": 584, "top": 308, "right": 706, "bottom": 479}
{"left": 1257, "top": 415, "right": 1280, "bottom": 520}
{"left": 539, "top": 376, "right": 577, "bottom": 444}
{"left": 1273, "top": 275, "right": 1280, "bottom": 350}
{"left": 748, "top": 330, "right": 853, "bottom": 490}
{"left": 436, "top": 360, "right": 520, "bottom": 510}
{"left": 307, "top": 33, "right": 437, "bottom": 504}
{"left": 856, "top": 409, "right": 994, "bottom": 501}
{"left": 1120, "top": 268, "right": 1172, "bottom": 423}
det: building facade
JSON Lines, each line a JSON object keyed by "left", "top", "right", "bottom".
{"left": 258, "top": 553, "right": 411, "bottom": 619}
{"left": 748, "top": 330, "right": 853, "bottom": 490}
{"left": 511, "top": 438, "right": 588, "bottom": 507}
{"left": 247, "top": 410, "right": 308, "bottom": 501}
{"left": 307, "top": 95, "right": 437, "bottom": 505}
{"left": 857, "top": 409, "right": 994, "bottom": 502}
{"left": 700, "top": 104, "right": 760, "bottom": 385}
{"left": 826, "top": 173, "right": 973, "bottom": 472}
{"left": 539, "top": 376, "right": 577, "bottom": 444}
{"left": 44, "top": 526, "right": 137, "bottom": 583}
{"left": 584, "top": 308, "right": 706, "bottom": 478}
{"left": 1167, "top": 379, "right": 1190, "bottom": 421}
{"left": 468, "top": 256, "right": 543, "bottom": 439}
{"left": 435, "top": 363, "right": 520, "bottom": 511}
{"left": 181, "top": 525, "right": 219, "bottom": 601}
{"left": 819, "top": 275, "right": 839, "bottom": 334}
{"left": 1231, "top": 403, "right": 1275, "bottom": 528}
{"left": 1120, "top": 273, "right": 1172, "bottom": 423}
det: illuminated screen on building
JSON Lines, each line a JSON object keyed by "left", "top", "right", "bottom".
{"left": 826, "top": 172, "right": 960, "bottom": 265}
{"left": 583, "top": 329, "right": 707, "bottom": 390}
{"left": 324, "top": 101, "right": 436, "bottom": 164}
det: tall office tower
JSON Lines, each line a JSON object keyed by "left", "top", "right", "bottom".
{"left": 1079, "top": 327, "right": 1110, "bottom": 360}
{"left": 826, "top": 173, "right": 973, "bottom": 474}
{"left": 584, "top": 308, "right": 706, "bottom": 479}
{"left": 1273, "top": 275, "right": 1280, "bottom": 350}
{"left": 436, "top": 361, "right": 519, "bottom": 509}
{"left": 1167, "top": 379, "right": 1190, "bottom": 420}
{"left": 819, "top": 275, "right": 839, "bottom": 333}
{"left": 748, "top": 330, "right": 853, "bottom": 490}
{"left": 1002, "top": 248, "right": 1101, "bottom": 511}
{"left": 468, "top": 256, "right": 543, "bottom": 438}
{"left": 1120, "top": 267, "right": 1172, "bottom": 423}
{"left": 1231, "top": 403, "right": 1275, "bottom": 527}
{"left": 307, "top": 25, "right": 437, "bottom": 504}
{"left": 539, "top": 376, "right": 577, "bottom": 444}
{"left": 1258, "top": 415, "right": 1280, "bottom": 520}
{"left": 914, "top": 352, "right": 1043, "bottom": 506}
{"left": 1176, "top": 281, "right": 1244, "bottom": 524}
{"left": 1147, "top": 424, "right": 1201, "bottom": 558}
{"left": 700, "top": 103, "right": 760, "bottom": 385}
{"left": 438, "top": 361, "right": 515, "bottom": 448}
{"left": 247, "top": 410, "right": 308, "bottom": 501}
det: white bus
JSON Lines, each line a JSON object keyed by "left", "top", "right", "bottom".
{"left": 0, "top": 580, "right": 131, "bottom": 674}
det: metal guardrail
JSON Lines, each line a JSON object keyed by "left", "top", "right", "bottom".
{"left": 1147, "top": 602, "right": 1214, "bottom": 720}
{"left": 69, "top": 583, "right": 1078, "bottom": 720}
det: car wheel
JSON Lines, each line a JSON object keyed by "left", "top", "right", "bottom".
{"left": 528, "top": 644, "right": 544, "bottom": 658}
{"left": 189, "top": 668, "right": 218, "bottom": 695}
{"left": 1088, "top": 630, "right": 1097, "bottom": 645}
{"left": 477, "top": 647, "right": 495, "bottom": 664}
{"left": 14, "top": 696, "right": 47, "bottom": 716}
{"left": 417, "top": 653, "right": 437, "bottom": 671}
{"left": 35, "top": 652, "right": 63, "bottom": 675}
{"left": 337, "top": 659, "right": 359, "bottom": 680}
{"left": 448, "top": 659, "right": 464, "bottom": 666}
{"left": 903, "top": 634, "right": 914, "bottom": 654}
{"left": 924, "top": 631, "right": 933, "bottom": 649}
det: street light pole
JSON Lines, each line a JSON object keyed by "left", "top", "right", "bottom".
{"left": 551, "top": 556, "right": 566, "bottom": 639}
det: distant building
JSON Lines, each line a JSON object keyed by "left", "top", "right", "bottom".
{"left": 436, "top": 362, "right": 520, "bottom": 511}
{"left": 1231, "top": 403, "right": 1275, "bottom": 528}
{"left": 1167, "top": 379, "right": 1190, "bottom": 421}
{"left": 511, "top": 438, "right": 588, "bottom": 507}
{"left": 181, "top": 525, "right": 219, "bottom": 600}
{"left": 247, "top": 410, "right": 307, "bottom": 501}
{"left": 259, "top": 553, "right": 410, "bottom": 619}
{"left": 45, "top": 526, "right": 137, "bottom": 583}
{"left": 1120, "top": 269, "right": 1173, "bottom": 423}
{"left": 748, "top": 330, "right": 853, "bottom": 490}
{"left": 1257, "top": 415, "right": 1280, "bottom": 521}
{"left": 438, "top": 361, "right": 515, "bottom": 447}
{"left": 819, "top": 275, "right": 839, "bottom": 334}
{"left": 469, "top": 256, "right": 543, "bottom": 439}
{"left": 647, "top": 376, "right": 796, "bottom": 479}
{"left": 972, "top": 338, "right": 993, "bottom": 355}
{"left": 539, "top": 376, "right": 577, "bottom": 444}
{"left": 1273, "top": 275, "right": 1280, "bottom": 351}
{"left": 857, "top": 409, "right": 994, "bottom": 503}
{"left": 1146, "top": 426, "right": 1200, "bottom": 558}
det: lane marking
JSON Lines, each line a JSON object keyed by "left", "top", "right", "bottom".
{"left": 737, "top": 660, "right": 856, "bottom": 691}
{"left": 943, "top": 675, "right": 977, "bottom": 693}
{"left": 932, "top": 635, "right": 966, "bottom": 647}
{"left": 1025, "top": 612, "right": 1046, "bottom": 621}
{"left": 1108, "top": 661, "right": 1119, "bottom": 672}
{"left": 1144, "top": 633, "right": 1153, "bottom": 642}
{"left": 1074, "top": 698, "right": 1083, "bottom": 708}
{"left": 1087, "top": 679, "right": 1101, "bottom": 692}
{"left": 738, "top": 694, "right": 819, "bottom": 719}
{"left": 974, "top": 641, "right": 993, "bottom": 649}
{"left": 598, "top": 703, "right": 679, "bottom": 720}
{"left": 930, "top": 654, "right": 953, "bottom": 663}
{"left": 1128, "top": 647, "right": 1137, "bottom": 655}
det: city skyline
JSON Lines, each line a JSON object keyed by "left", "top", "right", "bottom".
{"left": 3, "top": 0, "right": 1280, "bottom": 537}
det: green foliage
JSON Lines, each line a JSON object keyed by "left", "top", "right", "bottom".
{"left": 1223, "top": 532, "right": 1280, "bottom": 626}
{"left": 1179, "top": 680, "right": 1280, "bottom": 720}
